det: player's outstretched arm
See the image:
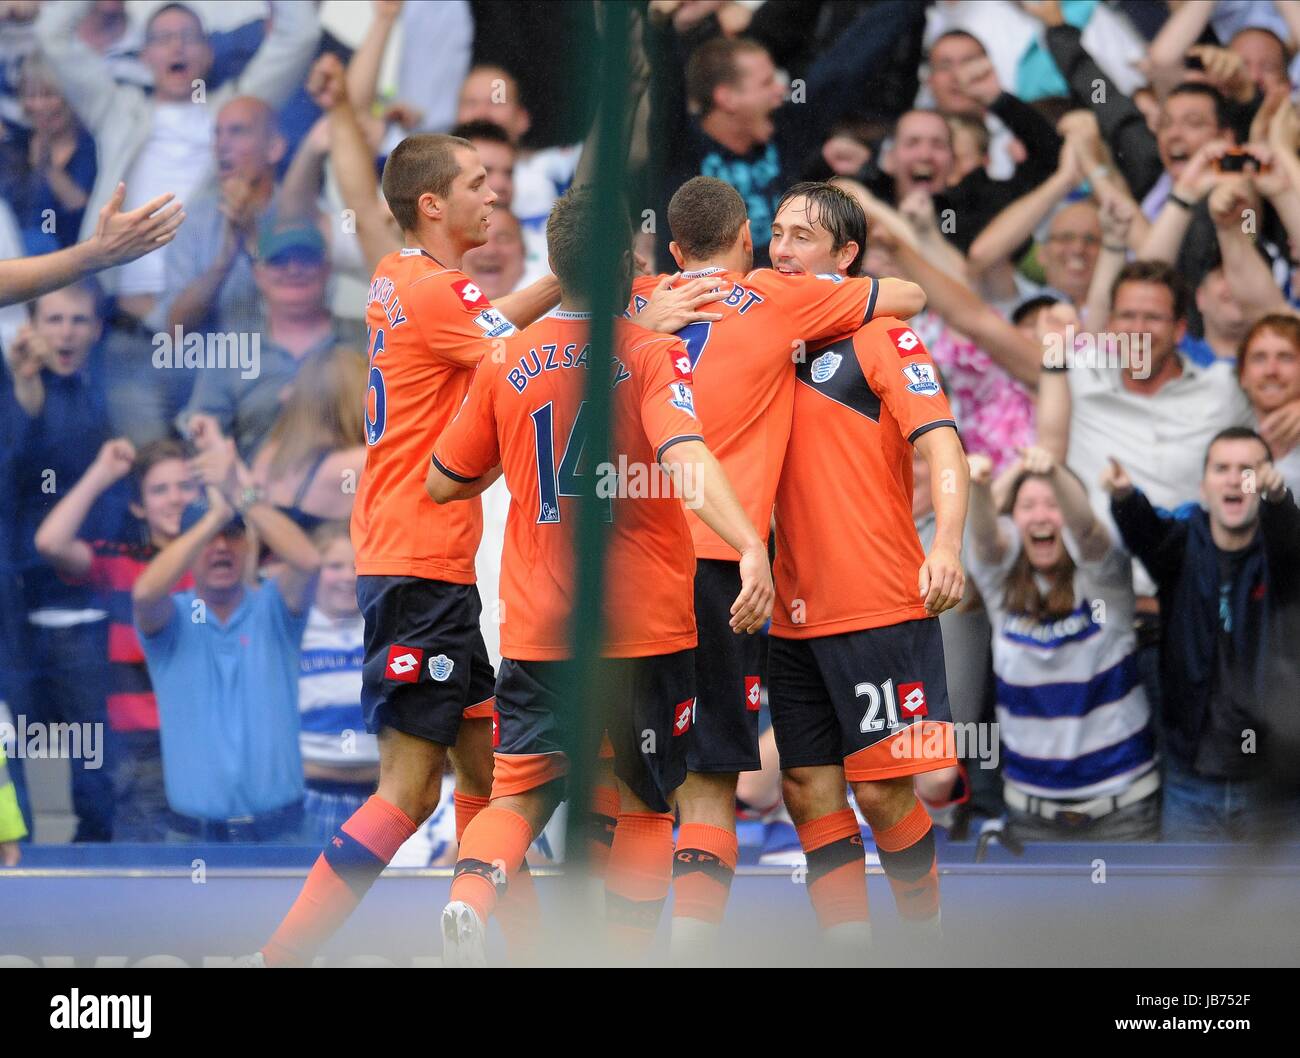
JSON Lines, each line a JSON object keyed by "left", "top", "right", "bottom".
{"left": 913, "top": 425, "right": 967, "bottom": 615}
{"left": 0, "top": 182, "right": 184, "bottom": 308}
{"left": 872, "top": 278, "right": 926, "bottom": 322}
{"left": 494, "top": 275, "right": 562, "bottom": 331}
{"left": 426, "top": 461, "right": 503, "bottom": 504}
{"left": 659, "top": 439, "right": 772, "bottom": 633}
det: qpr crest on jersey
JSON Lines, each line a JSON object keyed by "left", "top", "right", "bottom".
{"left": 902, "top": 361, "right": 941, "bottom": 396}
{"left": 810, "top": 348, "right": 842, "bottom": 383}
{"left": 427, "top": 654, "right": 455, "bottom": 682}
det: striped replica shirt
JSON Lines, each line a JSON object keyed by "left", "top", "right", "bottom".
{"left": 966, "top": 522, "right": 1156, "bottom": 800}
{"left": 297, "top": 607, "right": 378, "bottom": 768}
{"left": 71, "top": 539, "right": 192, "bottom": 732}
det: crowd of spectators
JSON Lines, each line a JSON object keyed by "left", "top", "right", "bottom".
{"left": 1, "top": 0, "right": 1298, "bottom": 852}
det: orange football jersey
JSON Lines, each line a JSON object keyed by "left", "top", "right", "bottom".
{"left": 432, "top": 313, "right": 702, "bottom": 660}
{"left": 629, "top": 268, "right": 877, "bottom": 561}
{"left": 772, "top": 318, "right": 959, "bottom": 638}
{"left": 351, "top": 248, "right": 517, "bottom": 582}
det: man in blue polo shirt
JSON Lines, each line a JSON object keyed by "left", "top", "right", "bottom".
{"left": 133, "top": 425, "right": 320, "bottom": 841}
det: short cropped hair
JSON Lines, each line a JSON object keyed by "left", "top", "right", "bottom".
{"left": 132, "top": 439, "right": 189, "bottom": 502}
{"left": 1204, "top": 426, "right": 1272, "bottom": 469}
{"left": 450, "top": 120, "right": 515, "bottom": 150}
{"left": 685, "top": 37, "right": 769, "bottom": 116}
{"left": 667, "top": 176, "right": 748, "bottom": 262}
{"left": 1111, "top": 260, "right": 1189, "bottom": 322}
{"left": 545, "top": 185, "right": 630, "bottom": 291}
{"left": 1166, "top": 83, "right": 1230, "bottom": 131}
{"left": 381, "top": 133, "right": 474, "bottom": 233}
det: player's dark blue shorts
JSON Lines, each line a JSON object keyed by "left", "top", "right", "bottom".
{"left": 768, "top": 618, "right": 956, "bottom": 782}
{"left": 491, "top": 651, "right": 695, "bottom": 814}
{"left": 689, "top": 558, "right": 764, "bottom": 773}
{"left": 357, "top": 575, "right": 496, "bottom": 747}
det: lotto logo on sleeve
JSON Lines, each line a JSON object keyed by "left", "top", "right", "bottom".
{"left": 888, "top": 327, "right": 922, "bottom": 357}
{"left": 744, "top": 676, "right": 761, "bottom": 712}
{"left": 673, "top": 698, "right": 696, "bottom": 736}
{"left": 671, "top": 350, "right": 693, "bottom": 382}
{"left": 385, "top": 645, "right": 424, "bottom": 683}
{"left": 452, "top": 279, "right": 489, "bottom": 311}
{"left": 898, "top": 681, "right": 928, "bottom": 718}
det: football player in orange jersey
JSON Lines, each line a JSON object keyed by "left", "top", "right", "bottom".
{"left": 765, "top": 181, "right": 969, "bottom": 945}
{"left": 625, "top": 176, "right": 927, "bottom": 954}
{"left": 255, "top": 133, "right": 719, "bottom": 968}
{"left": 428, "top": 186, "right": 773, "bottom": 965}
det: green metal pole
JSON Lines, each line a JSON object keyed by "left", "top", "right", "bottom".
{"left": 560, "top": 0, "right": 630, "bottom": 954}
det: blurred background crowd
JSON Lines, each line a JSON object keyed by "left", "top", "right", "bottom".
{"left": 1, "top": 0, "right": 1298, "bottom": 859}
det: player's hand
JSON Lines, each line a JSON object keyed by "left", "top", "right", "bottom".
{"left": 919, "top": 544, "right": 964, "bottom": 614}
{"left": 90, "top": 437, "right": 137, "bottom": 485}
{"left": 967, "top": 453, "right": 994, "bottom": 488}
{"left": 730, "top": 544, "right": 773, "bottom": 634}
{"left": 1017, "top": 445, "right": 1057, "bottom": 476}
{"left": 1, "top": 840, "right": 19, "bottom": 868}
{"left": 307, "top": 53, "right": 348, "bottom": 112}
{"left": 1253, "top": 460, "right": 1287, "bottom": 502}
{"left": 1099, "top": 456, "right": 1133, "bottom": 498}
{"left": 634, "top": 273, "right": 724, "bottom": 334}
{"left": 85, "top": 182, "right": 185, "bottom": 271}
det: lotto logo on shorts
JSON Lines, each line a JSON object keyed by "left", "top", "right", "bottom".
{"left": 744, "top": 676, "right": 761, "bottom": 712}
{"left": 452, "top": 278, "right": 488, "bottom": 311}
{"left": 888, "top": 327, "right": 922, "bottom": 357}
{"left": 898, "top": 681, "right": 927, "bottom": 718}
{"left": 673, "top": 698, "right": 696, "bottom": 736}
{"left": 385, "top": 645, "right": 424, "bottom": 683}
{"left": 492, "top": 709, "right": 500, "bottom": 748}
